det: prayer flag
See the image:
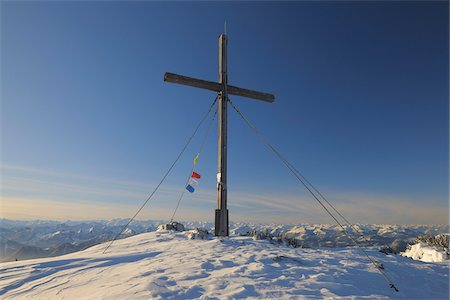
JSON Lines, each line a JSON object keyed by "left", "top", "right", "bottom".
{"left": 191, "top": 171, "right": 201, "bottom": 179}
{"left": 193, "top": 155, "right": 199, "bottom": 165}
{"left": 186, "top": 184, "right": 195, "bottom": 193}
{"left": 189, "top": 178, "right": 199, "bottom": 185}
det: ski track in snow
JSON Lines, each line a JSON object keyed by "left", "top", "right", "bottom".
{"left": 0, "top": 231, "right": 448, "bottom": 299}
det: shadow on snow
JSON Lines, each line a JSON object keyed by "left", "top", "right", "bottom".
{"left": 0, "top": 251, "right": 162, "bottom": 296}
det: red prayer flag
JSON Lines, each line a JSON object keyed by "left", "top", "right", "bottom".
{"left": 191, "top": 171, "right": 201, "bottom": 179}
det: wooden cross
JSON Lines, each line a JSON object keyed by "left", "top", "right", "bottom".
{"left": 164, "top": 34, "right": 275, "bottom": 236}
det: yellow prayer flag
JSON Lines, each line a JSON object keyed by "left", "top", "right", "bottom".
{"left": 193, "top": 154, "right": 199, "bottom": 165}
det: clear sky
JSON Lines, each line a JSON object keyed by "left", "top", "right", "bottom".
{"left": 1, "top": 1, "right": 448, "bottom": 224}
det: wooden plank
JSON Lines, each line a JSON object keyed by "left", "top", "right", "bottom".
{"left": 164, "top": 72, "right": 221, "bottom": 93}
{"left": 164, "top": 72, "right": 275, "bottom": 103}
{"left": 228, "top": 85, "right": 275, "bottom": 103}
{"left": 216, "top": 34, "right": 229, "bottom": 237}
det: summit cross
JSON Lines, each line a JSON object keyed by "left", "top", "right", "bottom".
{"left": 164, "top": 34, "right": 275, "bottom": 236}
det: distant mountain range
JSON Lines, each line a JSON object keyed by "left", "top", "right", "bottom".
{"left": 0, "top": 219, "right": 210, "bottom": 262}
{"left": 1, "top": 219, "right": 448, "bottom": 262}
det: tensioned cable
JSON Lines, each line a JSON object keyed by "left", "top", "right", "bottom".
{"left": 228, "top": 97, "right": 399, "bottom": 292}
{"left": 169, "top": 107, "right": 218, "bottom": 223}
{"left": 264, "top": 147, "right": 389, "bottom": 249}
{"left": 283, "top": 160, "right": 383, "bottom": 247}
{"left": 102, "top": 96, "right": 218, "bottom": 254}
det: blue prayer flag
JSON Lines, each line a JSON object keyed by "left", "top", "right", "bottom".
{"left": 186, "top": 184, "right": 195, "bottom": 193}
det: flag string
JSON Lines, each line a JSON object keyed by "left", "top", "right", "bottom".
{"left": 169, "top": 106, "right": 217, "bottom": 223}
{"left": 102, "top": 96, "right": 217, "bottom": 254}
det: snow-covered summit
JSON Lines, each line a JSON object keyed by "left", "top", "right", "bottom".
{"left": 1, "top": 230, "right": 448, "bottom": 299}
{"left": 401, "top": 242, "right": 448, "bottom": 263}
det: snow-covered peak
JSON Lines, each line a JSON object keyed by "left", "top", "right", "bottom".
{"left": 401, "top": 243, "right": 449, "bottom": 263}
{"left": 1, "top": 231, "right": 449, "bottom": 299}
{"left": 51, "top": 230, "right": 61, "bottom": 237}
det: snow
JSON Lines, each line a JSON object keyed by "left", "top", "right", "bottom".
{"left": 50, "top": 231, "right": 61, "bottom": 237}
{"left": 401, "top": 243, "right": 448, "bottom": 263}
{"left": 2, "top": 219, "right": 448, "bottom": 263}
{"left": 186, "top": 228, "right": 210, "bottom": 240}
{"left": 1, "top": 231, "right": 449, "bottom": 299}
{"left": 121, "top": 228, "right": 135, "bottom": 236}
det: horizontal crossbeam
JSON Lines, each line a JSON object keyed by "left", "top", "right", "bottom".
{"left": 164, "top": 72, "right": 275, "bottom": 103}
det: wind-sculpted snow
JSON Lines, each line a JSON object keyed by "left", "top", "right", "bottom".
{"left": 401, "top": 243, "right": 448, "bottom": 263}
{"left": 0, "top": 231, "right": 448, "bottom": 299}
{"left": 1, "top": 219, "right": 448, "bottom": 262}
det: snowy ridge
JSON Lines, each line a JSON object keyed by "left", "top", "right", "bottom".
{"left": 1, "top": 219, "right": 448, "bottom": 262}
{"left": 1, "top": 231, "right": 449, "bottom": 299}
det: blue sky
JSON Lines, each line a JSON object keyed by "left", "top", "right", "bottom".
{"left": 1, "top": 1, "right": 448, "bottom": 224}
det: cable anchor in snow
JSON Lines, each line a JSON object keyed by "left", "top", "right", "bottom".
{"left": 390, "top": 284, "right": 399, "bottom": 292}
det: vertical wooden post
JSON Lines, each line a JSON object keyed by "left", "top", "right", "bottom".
{"left": 164, "top": 33, "right": 274, "bottom": 237}
{"left": 215, "top": 34, "right": 229, "bottom": 236}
